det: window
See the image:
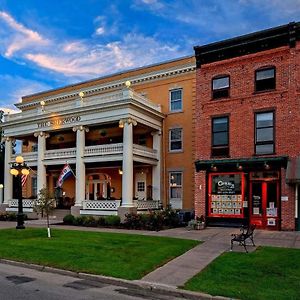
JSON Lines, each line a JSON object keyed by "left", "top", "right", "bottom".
{"left": 212, "top": 76, "right": 230, "bottom": 99}
{"left": 255, "top": 67, "right": 275, "bottom": 92}
{"left": 32, "top": 143, "right": 38, "bottom": 152}
{"left": 138, "top": 134, "right": 147, "bottom": 146}
{"left": 169, "top": 172, "right": 182, "bottom": 199}
{"left": 169, "top": 128, "right": 182, "bottom": 151}
{"left": 255, "top": 111, "right": 274, "bottom": 155}
{"left": 137, "top": 182, "right": 145, "bottom": 192}
{"left": 169, "top": 89, "right": 182, "bottom": 112}
{"left": 212, "top": 116, "right": 229, "bottom": 157}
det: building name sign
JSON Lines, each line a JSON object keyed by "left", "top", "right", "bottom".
{"left": 37, "top": 116, "right": 81, "bottom": 128}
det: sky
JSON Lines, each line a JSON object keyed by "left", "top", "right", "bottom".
{"left": 0, "top": 0, "right": 299, "bottom": 109}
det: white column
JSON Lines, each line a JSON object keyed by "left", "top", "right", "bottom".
{"left": 4, "top": 137, "right": 13, "bottom": 204}
{"left": 73, "top": 126, "right": 88, "bottom": 206}
{"left": 34, "top": 132, "right": 49, "bottom": 194}
{"left": 121, "top": 118, "right": 137, "bottom": 207}
{"left": 152, "top": 130, "right": 162, "bottom": 200}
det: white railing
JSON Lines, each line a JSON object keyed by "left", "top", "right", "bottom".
{"left": 133, "top": 144, "right": 158, "bottom": 160}
{"left": 9, "top": 199, "right": 36, "bottom": 208}
{"left": 45, "top": 148, "right": 76, "bottom": 160}
{"left": 136, "top": 200, "right": 160, "bottom": 210}
{"left": 84, "top": 143, "right": 123, "bottom": 156}
{"left": 82, "top": 200, "right": 121, "bottom": 210}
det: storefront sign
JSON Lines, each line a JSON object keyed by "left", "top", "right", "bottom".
{"left": 37, "top": 116, "right": 81, "bottom": 128}
{"left": 217, "top": 180, "right": 235, "bottom": 195}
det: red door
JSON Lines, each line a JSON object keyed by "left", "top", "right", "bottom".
{"left": 250, "top": 181, "right": 279, "bottom": 230}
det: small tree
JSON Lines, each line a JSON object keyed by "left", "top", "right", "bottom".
{"left": 34, "top": 188, "right": 55, "bottom": 238}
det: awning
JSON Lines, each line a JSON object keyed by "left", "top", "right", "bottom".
{"left": 286, "top": 157, "right": 300, "bottom": 184}
{"left": 195, "top": 156, "right": 288, "bottom": 172}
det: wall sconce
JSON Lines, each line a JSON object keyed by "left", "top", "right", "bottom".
{"left": 125, "top": 80, "right": 131, "bottom": 88}
{"left": 118, "top": 169, "right": 123, "bottom": 175}
{"left": 264, "top": 162, "right": 270, "bottom": 170}
{"left": 211, "top": 164, "right": 217, "bottom": 171}
{"left": 119, "top": 120, "right": 124, "bottom": 128}
{"left": 236, "top": 163, "right": 243, "bottom": 171}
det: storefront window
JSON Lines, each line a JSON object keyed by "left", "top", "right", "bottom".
{"left": 209, "top": 173, "right": 244, "bottom": 218}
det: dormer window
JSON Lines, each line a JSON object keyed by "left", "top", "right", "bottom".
{"left": 212, "top": 76, "right": 230, "bottom": 99}
{"left": 255, "top": 67, "right": 275, "bottom": 92}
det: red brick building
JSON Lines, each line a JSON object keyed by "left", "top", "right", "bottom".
{"left": 194, "top": 22, "right": 300, "bottom": 230}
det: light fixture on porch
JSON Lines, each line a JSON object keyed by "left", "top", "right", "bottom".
{"left": 118, "top": 168, "right": 123, "bottom": 175}
{"left": 125, "top": 80, "right": 131, "bottom": 88}
{"left": 236, "top": 163, "right": 243, "bottom": 170}
{"left": 264, "top": 162, "right": 270, "bottom": 170}
{"left": 119, "top": 119, "right": 124, "bottom": 128}
{"left": 211, "top": 164, "right": 217, "bottom": 171}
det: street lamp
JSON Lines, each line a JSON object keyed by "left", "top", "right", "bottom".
{"left": 10, "top": 155, "right": 30, "bottom": 229}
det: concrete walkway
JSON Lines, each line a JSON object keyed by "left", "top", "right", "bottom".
{"left": 1, "top": 221, "right": 299, "bottom": 289}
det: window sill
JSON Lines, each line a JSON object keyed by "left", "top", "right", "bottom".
{"left": 168, "top": 110, "right": 184, "bottom": 115}
{"left": 253, "top": 89, "right": 276, "bottom": 95}
{"left": 252, "top": 153, "right": 276, "bottom": 157}
{"left": 211, "top": 96, "right": 230, "bottom": 101}
{"left": 169, "top": 150, "right": 184, "bottom": 154}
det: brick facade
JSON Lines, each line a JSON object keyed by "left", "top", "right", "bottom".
{"left": 194, "top": 22, "right": 300, "bottom": 230}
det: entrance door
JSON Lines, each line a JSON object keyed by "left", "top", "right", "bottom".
{"left": 135, "top": 172, "right": 146, "bottom": 200}
{"left": 250, "top": 181, "right": 279, "bottom": 230}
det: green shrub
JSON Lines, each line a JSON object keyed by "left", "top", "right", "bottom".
{"left": 162, "top": 207, "right": 180, "bottom": 227}
{"left": 63, "top": 214, "right": 75, "bottom": 225}
{"left": 124, "top": 213, "right": 143, "bottom": 229}
{"left": 73, "top": 216, "right": 88, "bottom": 226}
{"left": 83, "top": 216, "right": 97, "bottom": 227}
{"left": 105, "top": 215, "right": 120, "bottom": 226}
{"left": 0, "top": 212, "right": 17, "bottom": 221}
{"left": 97, "top": 216, "right": 106, "bottom": 226}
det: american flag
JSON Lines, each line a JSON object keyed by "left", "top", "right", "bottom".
{"left": 21, "top": 174, "right": 28, "bottom": 187}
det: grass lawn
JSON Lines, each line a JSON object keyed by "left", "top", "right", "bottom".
{"left": 184, "top": 246, "right": 300, "bottom": 300}
{"left": 0, "top": 228, "right": 199, "bottom": 280}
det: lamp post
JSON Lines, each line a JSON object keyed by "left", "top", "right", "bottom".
{"left": 10, "top": 155, "right": 30, "bottom": 229}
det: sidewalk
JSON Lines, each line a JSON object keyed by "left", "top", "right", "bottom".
{"left": 1, "top": 221, "right": 300, "bottom": 289}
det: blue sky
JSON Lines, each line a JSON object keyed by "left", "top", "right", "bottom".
{"left": 0, "top": 0, "right": 299, "bottom": 109}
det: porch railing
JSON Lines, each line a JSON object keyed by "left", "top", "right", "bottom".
{"left": 82, "top": 200, "right": 122, "bottom": 210}
{"left": 84, "top": 143, "right": 123, "bottom": 156}
{"left": 9, "top": 199, "right": 36, "bottom": 208}
{"left": 136, "top": 200, "right": 160, "bottom": 210}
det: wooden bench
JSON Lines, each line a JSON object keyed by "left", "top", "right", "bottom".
{"left": 230, "top": 224, "right": 256, "bottom": 253}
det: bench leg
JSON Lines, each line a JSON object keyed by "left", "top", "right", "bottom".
{"left": 250, "top": 236, "right": 255, "bottom": 246}
{"left": 230, "top": 240, "right": 233, "bottom": 251}
{"left": 242, "top": 241, "right": 248, "bottom": 253}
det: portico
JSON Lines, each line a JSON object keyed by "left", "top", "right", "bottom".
{"left": 1, "top": 86, "right": 164, "bottom": 217}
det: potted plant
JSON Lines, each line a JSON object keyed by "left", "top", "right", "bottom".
{"left": 187, "top": 215, "right": 206, "bottom": 230}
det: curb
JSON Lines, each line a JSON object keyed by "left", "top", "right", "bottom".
{"left": 0, "top": 259, "right": 234, "bottom": 300}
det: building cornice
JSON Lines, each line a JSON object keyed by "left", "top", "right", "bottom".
{"left": 16, "top": 62, "right": 195, "bottom": 110}
{"left": 194, "top": 21, "right": 300, "bottom": 67}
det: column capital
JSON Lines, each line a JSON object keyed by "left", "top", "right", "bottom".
{"left": 34, "top": 131, "right": 50, "bottom": 138}
{"left": 151, "top": 129, "right": 162, "bottom": 136}
{"left": 72, "top": 125, "right": 89, "bottom": 132}
{"left": 1, "top": 136, "right": 14, "bottom": 143}
{"left": 119, "top": 117, "right": 137, "bottom": 128}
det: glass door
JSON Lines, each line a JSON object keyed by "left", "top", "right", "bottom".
{"left": 250, "top": 181, "right": 279, "bottom": 230}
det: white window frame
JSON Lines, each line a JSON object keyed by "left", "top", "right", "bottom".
{"left": 169, "top": 171, "right": 183, "bottom": 209}
{"left": 169, "top": 88, "right": 183, "bottom": 112}
{"left": 169, "top": 128, "right": 183, "bottom": 152}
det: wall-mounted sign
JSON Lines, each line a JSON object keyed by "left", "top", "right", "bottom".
{"left": 281, "top": 196, "right": 288, "bottom": 202}
{"left": 37, "top": 116, "right": 81, "bottom": 128}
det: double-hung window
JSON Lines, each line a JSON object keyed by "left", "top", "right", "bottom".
{"left": 169, "top": 128, "right": 183, "bottom": 152}
{"left": 169, "top": 89, "right": 182, "bottom": 112}
{"left": 169, "top": 171, "right": 183, "bottom": 209}
{"left": 212, "top": 76, "right": 230, "bottom": 99}
{"left": 212, "top": 116, "right": 229, "bottom": 157}
{"left": 255, "top": 67, "right": 275, "bottom": 92}
{"left": 255, "top": 111, "right": 274, "bottom": 155}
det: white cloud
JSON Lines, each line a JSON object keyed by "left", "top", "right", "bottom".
{"left": 95, "top": 26, "right": 105, "bottom": 35}
{"left": 0, "top": 11, "right": 49, "bottom": 57}
{"left": 0, "top": 11, "right": 185, "bottom": 81}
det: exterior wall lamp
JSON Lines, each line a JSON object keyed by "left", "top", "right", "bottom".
{"left": 10, "top": 155, "right": 30, "bottom": 229}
